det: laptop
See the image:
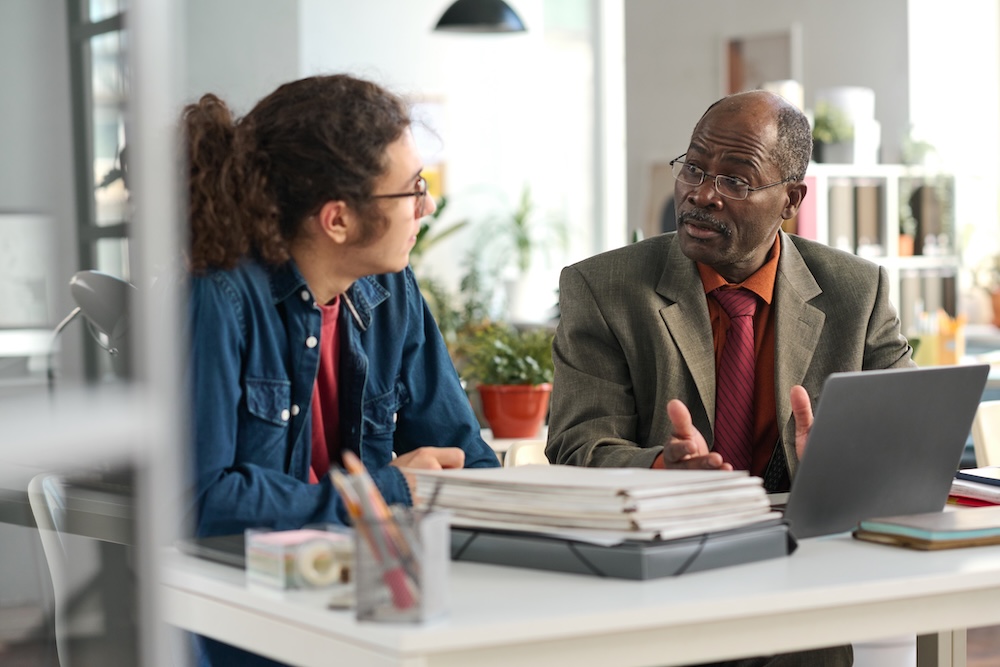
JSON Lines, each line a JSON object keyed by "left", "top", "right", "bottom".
{"left": 176, "top": 533, "right": 246, "bottom": 568}
{"left": 780, "top": 364, "right": 989, "bottom": 539}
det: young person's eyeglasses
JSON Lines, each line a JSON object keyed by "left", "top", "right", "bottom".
{"left": 669, "top": 155, "right": 792, "bottom": 201}
{"left": 371, "top": 176, "right": 429, "bottom": 213}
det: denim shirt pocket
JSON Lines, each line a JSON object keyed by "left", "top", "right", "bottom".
{"left": 362, "top": 380, "right": 410, "bottom": 436}
{"left": 245, "top": 377, "right": 292, "bottom": 427}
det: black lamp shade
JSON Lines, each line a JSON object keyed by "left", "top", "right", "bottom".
{"left": 434, "top": 0, "right": 526, "bottom": 33}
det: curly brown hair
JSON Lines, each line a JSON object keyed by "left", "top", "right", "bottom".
{"left": 182, "top": 75, "right": 411, "bottom": 272}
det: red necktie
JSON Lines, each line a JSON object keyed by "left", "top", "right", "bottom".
{"left": 713, "top": 288, "right": 758, "bottom": 470}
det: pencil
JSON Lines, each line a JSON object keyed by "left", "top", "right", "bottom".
{"left": 331, "top": 460, "right": 418, "bottom": 611}
{"left": 341, "top": 451, "right": 419, "bottom": 568}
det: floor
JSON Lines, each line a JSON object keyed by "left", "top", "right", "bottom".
{"left": 2, "top": 628, "right": 1000, "bottom": 666}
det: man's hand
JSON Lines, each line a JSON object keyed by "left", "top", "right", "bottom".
{"left": 662, "top": 399, "right": 733, "bottom": 470}
{"left": 790, "top": 384, "right": 814, "bottom": 461}
{"left": 391, "top": 447, "right": 465, "bottom": 496}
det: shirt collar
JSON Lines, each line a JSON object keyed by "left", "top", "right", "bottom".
{"left": 696, "top": 234, "right": 781, "bottom": 304}
{"left": 267, "top": 260, "right": 390, "bottom": 331}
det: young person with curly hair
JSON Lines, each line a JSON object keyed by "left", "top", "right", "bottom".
{"left": 182, "top": 74, "right": 498, "bottom": 666}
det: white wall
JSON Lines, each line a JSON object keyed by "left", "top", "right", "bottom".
{"left": 183, "top": 0, "right": 301, "bottom": 113}
{"left": 908, "top": 0, "right": 1000, "bottom": 275}
{"left": 624, "top": 0, "right": 910, "bottom": 236}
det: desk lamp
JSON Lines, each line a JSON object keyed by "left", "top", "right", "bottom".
{"left": 433, "top": 0, "right": 526, "bottom": 32}
{"left": 50, "top": 270, "right": 136, "bottom": 388}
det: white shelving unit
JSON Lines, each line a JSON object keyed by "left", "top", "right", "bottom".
{"left": 796, "top": 163, "right": 959, "bottom": 340}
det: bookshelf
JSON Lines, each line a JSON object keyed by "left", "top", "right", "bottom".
{"left": 794, "top": 163, "right": 958, "bottom": 345}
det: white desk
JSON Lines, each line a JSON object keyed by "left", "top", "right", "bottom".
{"left": 480, "top": 427, "right": 547, "bottom": 464}
{"left": 160, "top": 534, "right": 1000, "bottom": 667}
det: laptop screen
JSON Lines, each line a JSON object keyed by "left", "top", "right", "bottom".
{"left": 781, "top": 364, "right": 988, "bottom": 539}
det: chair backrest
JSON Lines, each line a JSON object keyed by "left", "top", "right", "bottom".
{"left": 27, "top": 473, "right": 70, "bottom": 666}
{"left": 503, "top": 439, "right": 550, "bottom": 467}
{"left": 972, "top": 400, "right": 1000, "bottom": 467}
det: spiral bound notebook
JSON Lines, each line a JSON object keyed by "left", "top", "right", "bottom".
{"left": 450, "top": 518, "right": 793, "bottom": 580}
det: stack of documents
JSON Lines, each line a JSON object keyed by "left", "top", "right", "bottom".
{"left": 410, "top": 465, "right": 779, "bottom": 543}
{"left": 950, "top": 467, "right": 1000, "bottom": 507}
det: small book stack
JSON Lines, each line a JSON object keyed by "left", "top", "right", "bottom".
{"left": 949, "top": 467, "right": 1000, "bottom": 507}
{"left": 410, "top": 465, "right": 779, "bottom": 543}
{"left": 854, "top": 505, "right": 1000, "bottom": 550}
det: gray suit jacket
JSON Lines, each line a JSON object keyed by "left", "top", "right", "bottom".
{"left": 547, "top": 231, "right": 914, "bottom": 481}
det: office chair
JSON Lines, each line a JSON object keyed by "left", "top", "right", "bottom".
{"left": 502, "top": 440, "right": 549, "bottom": 467}
{"left": 972, "top": 400, "right": 1000, "bottom": 467}
{"left": 28, "top": 469, "right": 139, "bottom": 666}
{"left": 27, "top": 473, "right": 74, "bottom": 665}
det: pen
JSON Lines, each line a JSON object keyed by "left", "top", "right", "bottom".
{"left": 341, "top": 451, "right": 419, "bottom": 570}
{"left": 331, "top": 457, "right": 418, "bottom": 610}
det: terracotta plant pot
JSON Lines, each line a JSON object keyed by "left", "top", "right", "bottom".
{"left": 477, "top": 383, "right": 552, "bottom": 439}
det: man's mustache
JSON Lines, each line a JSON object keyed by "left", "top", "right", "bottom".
{"left": 678, "top": 210, "right": 730, "bottom": 237}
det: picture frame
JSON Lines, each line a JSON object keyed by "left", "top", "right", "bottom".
{"left": 0, "top": 212, "right": 54, "bottom": 328}
{"left": 721, "top": 24, "right": 803, "bottom": 100}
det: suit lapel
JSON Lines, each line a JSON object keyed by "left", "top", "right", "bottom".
{"left": 656, "top": 238, "right": 716, "bottom": 435}
{"left": 773, "top": 233, "right": 825, "bottom": 471}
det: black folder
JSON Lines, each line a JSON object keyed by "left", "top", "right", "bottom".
{"left": 450, "top": 518, "right": 794, "bottom": 580}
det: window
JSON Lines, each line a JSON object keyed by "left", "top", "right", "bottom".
{"left": 66, "top": 0, "right": 130, "bottom": 380}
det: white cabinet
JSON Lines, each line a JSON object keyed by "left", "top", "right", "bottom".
{"left": 793, "top": 163, "right": 958, "bottom": 343}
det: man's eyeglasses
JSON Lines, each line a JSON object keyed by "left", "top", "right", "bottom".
{"left": 371, "top": 176, "right": 429, "bottom": 213}
{"left": 669, "top": 155, "right": 792, "bottom": 201}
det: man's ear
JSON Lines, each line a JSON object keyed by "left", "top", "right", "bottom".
{"left": 316, "top": 200, "right": 350, "bottom": 244}
{"left": 781, "top": 182, "right": 808, "bottom": 220}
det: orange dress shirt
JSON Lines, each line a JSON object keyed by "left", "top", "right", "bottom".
{"left": 655, "top": 236, "right": 781, "bottom": 476}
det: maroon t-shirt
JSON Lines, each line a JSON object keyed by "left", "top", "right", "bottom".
{"left": 308, "top": 297, "right": 342, "bottom": 483}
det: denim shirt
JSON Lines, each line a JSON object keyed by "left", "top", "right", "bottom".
{"left": 188, "top": 258, "right": 498, "bottom": 539}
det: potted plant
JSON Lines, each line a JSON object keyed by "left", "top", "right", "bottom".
{"left": 811, "top": 101, "right": 854, "bottom": 164}
{"left": 459, "top": 321, "right": 554, "bottom": 438}
{"left": 483, "top": 185, "right": 566, "bottom": 323}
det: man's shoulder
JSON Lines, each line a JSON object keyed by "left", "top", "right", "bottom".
{"left": 569, "top": 233, "right": 674, "bottom": 275}
{"left": 786, "top": 234, "right": 880, "bottom": 273}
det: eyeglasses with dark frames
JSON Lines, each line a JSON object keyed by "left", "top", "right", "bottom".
{"left": 371, "top": 176, "right": 430, "bottom": 213}
{"left": 669, "top": 155, "right": 793, "bottom": 201}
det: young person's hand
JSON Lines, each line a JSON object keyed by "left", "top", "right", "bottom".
{"left": 392, "top": 447, "right": 465, "bottom": 495}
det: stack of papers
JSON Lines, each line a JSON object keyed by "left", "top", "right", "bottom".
{"left": 950, "top": 467, "right": 1000, "bottom": 506}
{"left": 409, "top": 465, "right": 779, "bottom": 543}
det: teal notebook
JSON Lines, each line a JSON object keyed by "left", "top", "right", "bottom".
{"left": 856, "top": 506, "right": 1000, "bottom": 546}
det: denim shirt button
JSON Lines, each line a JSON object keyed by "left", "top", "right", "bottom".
{"left": 392, "top": 412, "right": 398, "bottom": 423}
{"left": 290, "top": 404, "right": 300, "bottom": 416}
{"left": 305, "top": 335, "right": 318, "bottom": 348}
{"left": 280, "top": 409, "right": 290, "bottom": 422}
{"left": 300, "top": 289, "right": 311, "bottom": 302}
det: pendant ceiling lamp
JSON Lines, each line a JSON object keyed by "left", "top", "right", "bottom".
{"left": 434, "top": 0, "right": 526, "bottom": 33}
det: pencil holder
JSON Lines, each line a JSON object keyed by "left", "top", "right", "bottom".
{"left": 354, "top": 509, "right": 450, "bottom": 623}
